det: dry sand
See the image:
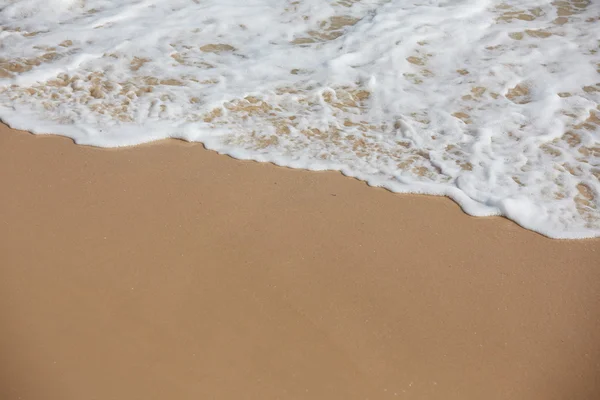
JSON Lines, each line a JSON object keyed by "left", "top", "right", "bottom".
{"left": 1, "top": 123, "right": 599, "bottom": 400}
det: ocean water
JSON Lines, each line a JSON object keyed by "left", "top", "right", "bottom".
{"left": 0, "top": 0, "right": 599, "bottom": 238}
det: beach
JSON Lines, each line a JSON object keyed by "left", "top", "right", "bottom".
{"left": 1, "top": 122, "right": 599, "bottom": 399}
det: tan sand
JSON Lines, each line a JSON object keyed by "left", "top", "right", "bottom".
{"left": 1, "top": 123, "right": 599, "bottom": 400}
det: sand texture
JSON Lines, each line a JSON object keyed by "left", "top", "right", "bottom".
{"left": 1, "top": 123, "right": 599, "bottom": 400}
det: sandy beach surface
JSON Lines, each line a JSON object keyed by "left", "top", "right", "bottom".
{"left": 1, "top": 122, "right": 599, "bottom": 400}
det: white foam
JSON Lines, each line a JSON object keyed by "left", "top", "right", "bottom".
{"left": 1, "top": 0, "right": 599, "bottom": 238}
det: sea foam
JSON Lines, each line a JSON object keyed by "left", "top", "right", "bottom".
{"left": 1, "top": 0, "right": 599, "bottom": 238}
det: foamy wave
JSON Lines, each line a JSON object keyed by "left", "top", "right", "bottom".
{"left": 1, "top": 0, "right": 599, "bottom": 238}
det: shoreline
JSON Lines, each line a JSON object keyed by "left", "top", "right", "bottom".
{"left": 1, "top": 123, "right": 599, "bottom": 399}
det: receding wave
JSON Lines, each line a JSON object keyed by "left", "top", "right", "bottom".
{"left": 0, "top": 0, "right": 599, "bottom": 238}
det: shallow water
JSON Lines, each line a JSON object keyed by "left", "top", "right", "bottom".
{"left": 1, "top": 0, "right": 599, "bottom": 238}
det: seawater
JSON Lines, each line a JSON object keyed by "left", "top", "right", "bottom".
{"left": 0, "top": 0, "right": 599, "bottom": 238}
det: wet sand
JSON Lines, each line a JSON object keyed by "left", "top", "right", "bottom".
{"left": 1, "top": 123, "right": 599, "bottom": 400}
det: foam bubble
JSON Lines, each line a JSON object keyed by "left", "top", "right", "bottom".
{"left": 1, "top": 0, "right": 599, "bottom": 238}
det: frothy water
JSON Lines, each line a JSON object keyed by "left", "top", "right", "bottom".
{"left": 1, "top": 0, "right": 599, "bottom": 238}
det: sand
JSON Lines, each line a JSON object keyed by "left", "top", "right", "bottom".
{"left": 1, "top": 122, "right": 599, "bottom": 400}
